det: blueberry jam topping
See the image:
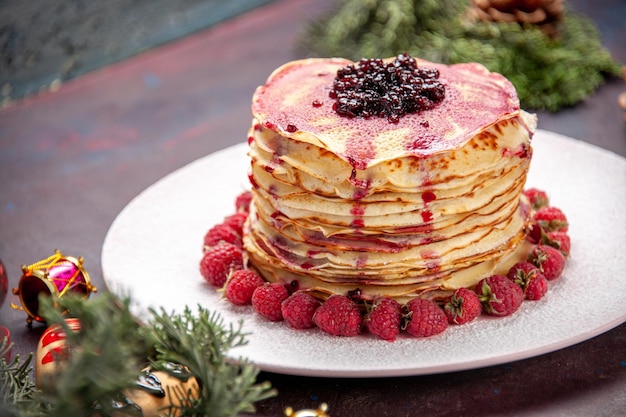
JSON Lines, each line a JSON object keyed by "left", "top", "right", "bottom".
{"left": 329, "top": 53, "right": 445, "bottom": 123}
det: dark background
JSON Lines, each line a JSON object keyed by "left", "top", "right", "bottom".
{"left": 0, "top": 0, "right": 272, "bottom": 105}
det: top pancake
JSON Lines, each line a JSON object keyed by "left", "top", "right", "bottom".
{"left": 252, "top": 57, "right": 520, "bottom": 168}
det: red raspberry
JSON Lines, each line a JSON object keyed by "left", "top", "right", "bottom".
{"left": 235, "top": 191, "right": 253, "bottom": 213}
{"left": 252, "top": 283, "right": 289, "bottom": 321}
{"left": 203, "top": 223, "right": 241, "bottom": 249}
{"left": 444, "top": 288, "right": 482, "bottom": 325}
{"left": 223, "top": 212, "right": 248, "bottom": 236}
{"left": 475, "top": 275, "right": 524, "bottom": 316}
{"left": 546, "top": 231, "right": 571, "bottom": 256}
{"left": 523, "top": 188, "right": 549, "bottom": 210}
{"left": 403, "top": 298, "right": 448, "bottom": 337}
{"left": 533, "top": 206, "right": 568, "bottom": 232}
{"left": 281, "top": 291, "right": 320, "bottom": 329}
{"left": 507, "top": 261, "right": 548, "bottom": 300}
{"left": 525, "top": 274, "right": 549, "bottom": 301}
{"left": 199, "top": 243, "right": 243, "bottom": 287}
{"left": 526, "top": 221, "right": 543, "bottom": 244}
{"left": 365, "top": 297, "right": 402, "bottom": 341}
{"left": 529, "top": 244, "right": 566, "bottom": 281}
{"left": 313, "top": 295, "right": 362, "bottom": 337}
{"left": 225, "top": 269, "right": 265, "bottom": 306}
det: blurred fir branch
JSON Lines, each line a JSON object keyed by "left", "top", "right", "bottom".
{"left": 1, "top": 337, "right": 37, "bottom": 417}
{"left": 2, "top": 293, "right": 275, "bottom": 417}
{"left": 300, "top": 0, "right": 622, "bottom": 111}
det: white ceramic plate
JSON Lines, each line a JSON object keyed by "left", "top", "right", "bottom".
{"left": 102, "top": 130, "right": 626, "bottom": 378}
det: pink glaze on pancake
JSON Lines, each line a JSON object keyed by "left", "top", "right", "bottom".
{"left": 252, "top": 58, "right": 520, "bottom": 168}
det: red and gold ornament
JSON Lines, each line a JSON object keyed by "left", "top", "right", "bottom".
{"left": 35, "top": 317, "right": 81, "bottom": 390}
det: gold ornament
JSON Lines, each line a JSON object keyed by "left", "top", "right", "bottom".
{"left": 109, "top": 364, "right": 200, "bottom": 417}
{"left": 284, "top": 403, "right": 330, "bottom": 417}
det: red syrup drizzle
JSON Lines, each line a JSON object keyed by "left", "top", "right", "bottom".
{"left": 421, "top": 190, "right": 436, "bottom": 223}
{"left": 356, "top": 254, "right": 368, "bottom": 270}
{"left": 418, "top": 186, "right": 442, "bottom": 270}
{"left": 348, "top": 159, "right": 372, "bottom": 229}
{"left": 247, "top": 172, "right": 259, "bottom": 189}
{"left": 502, "top": 142, "right": 531, "bottom": 158}
{"left": 300, "top": 261, "right": 315, "bottom": 270}
{"left": 350, "top": 204, "right": 365, "bottom": 229}
{"left": 420, "top": 250, "right": 441, "bottom": 272}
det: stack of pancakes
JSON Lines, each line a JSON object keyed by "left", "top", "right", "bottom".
{"left": 243, "top": 58, "right": 537, "bottom": 302}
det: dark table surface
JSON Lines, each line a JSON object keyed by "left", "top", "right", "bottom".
{"left": 1, "top": 0, "right": 625, "bottom": 415}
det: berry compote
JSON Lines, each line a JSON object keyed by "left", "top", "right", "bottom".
{"left": 329, "top": 53, "right": 446, "bottom": 123}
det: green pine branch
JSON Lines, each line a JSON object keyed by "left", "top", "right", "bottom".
{"left": 1, "top": 337, "right": 37, "bottom": 416}
{"left": 2, "top": 293, "right": 276, "bottom": 417}
{"left": 146, "top": 306, "right": 277, "bottom": 417}
{"left": 301, "top": 0, "right": 622, "bottom": 111}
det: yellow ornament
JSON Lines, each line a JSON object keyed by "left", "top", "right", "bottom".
{"left": 284, "top": 403, "right": 330, "bottom": 417}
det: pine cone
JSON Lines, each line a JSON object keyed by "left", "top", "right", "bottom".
{"left": 469, "top": 0, "right": 564, "bottom": 36}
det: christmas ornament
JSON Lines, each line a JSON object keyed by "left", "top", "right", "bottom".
{"left": 284, "top": 403, "right": 330, "bottom": 417}
{"left": 35, "top": 317, "right": 81, "bottom": 390}
{"left": 0, "top": 258, "right": 7, "bottom": 308}
{"left": 0, "top": 325, "right": 10, "bottom": 362}
{"left": 109, "top": 363, "right": 200, "bottom": 417}
{"left": 12, "top": 250, "right": 97, "bottom": 324}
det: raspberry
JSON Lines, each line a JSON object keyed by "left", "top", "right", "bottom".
{"left": 313, "top": 295, "right": 362, "bottom": 337}
{"left": 365, "top": 297, "right": 402, "bottom": 341}
{"left": 203, "top": 223, "right": 242, "bottom": 249}
{"left": 529, "top": 244, "right": 566, "bottom": 281}
{"left": 403, "top": 298, "right": 448, "bottom": 337}
{"left": 475, "top": 275, "right": 524, "bottom": 316}
{"left": 223, "top": 212, "right": 248, "bottom": 236}
{"left": 526, "top": 221, "right": 543, "bottom": 244}
{"left": 224, "top": 269, "right": 265, "bottom": 306}
{"left": 252, "top": 283, "right": 289, "bottom": 321}
{"left": 235, "top": 191, "right": 253, "bottom": 213}
{"left": 523, "top": 188, "right": 549, "bottom": 210}
{"left": 444, "top": 288, "right": 482, "bottom": 325}
{"left": 281, "top": 291, "right": 320, "bottom": 329}
{"left": 199, "top": 243, "right": 243, "bottom": 287}
{"left": 525, "top": 274, "right": 549, "bottom": 301}
{"left": 546, "top": 231, "right": 571, "bottom": 257}
{"left": 506, "top": 261, "right": 548, "bottom": 300}
{"left": 533, "top": 206, "right": 568, "bottom": 232}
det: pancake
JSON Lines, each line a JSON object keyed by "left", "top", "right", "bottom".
{"left": 243, "top": 56, "right": 537, "bottom": 302}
